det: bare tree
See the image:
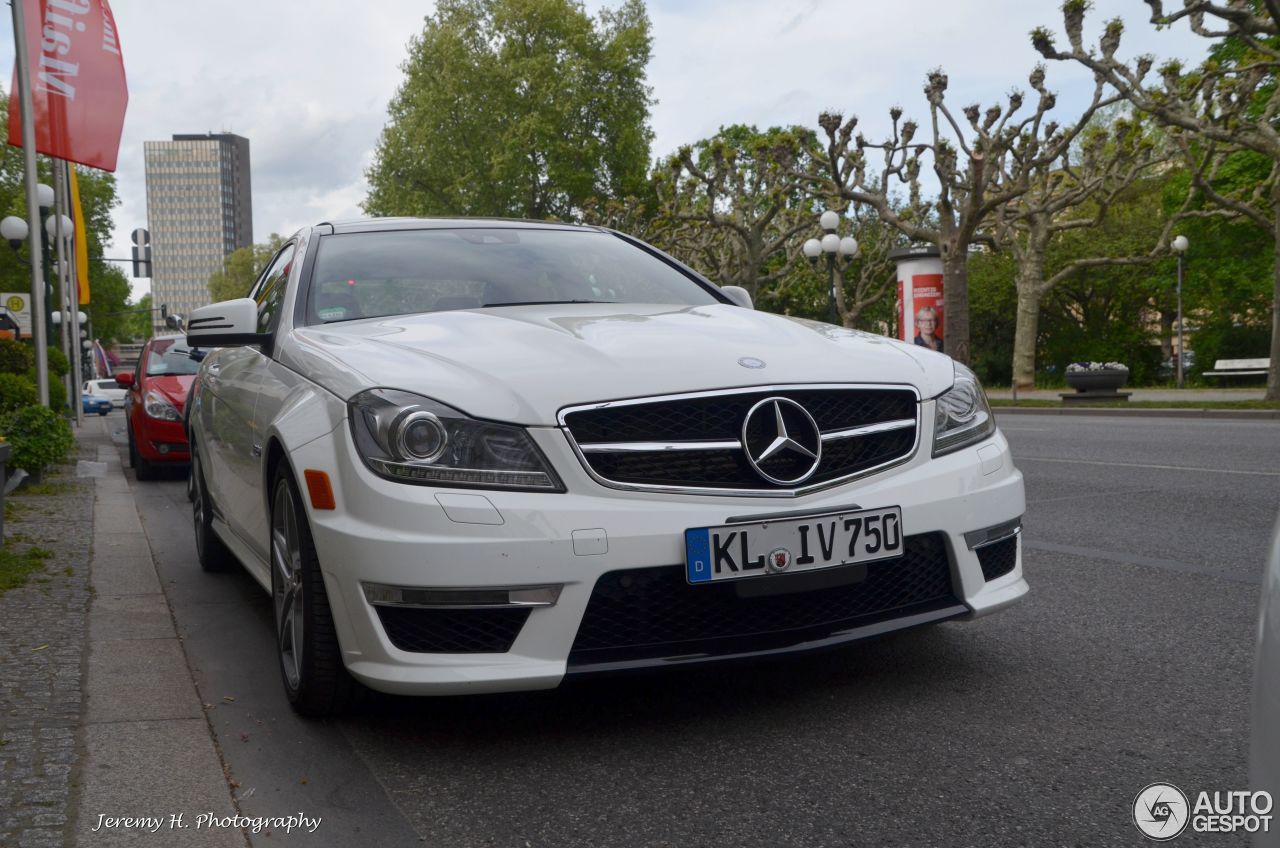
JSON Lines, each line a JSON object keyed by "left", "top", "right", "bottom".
{"left": 770, "top": 200, "right": 904, "bottom": 329}
{"left": 653, "top": 126, "right": 815, "bottom": 299}
{"left": 1033, "top": 0, "right": 1280, "bottom": 398}
{"left": 810, "top": 66, "right": 1116, "bottom": 365}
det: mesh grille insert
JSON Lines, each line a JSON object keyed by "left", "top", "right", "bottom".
{"left": 569, "top": 532, "right": 956, "bottom": 666}
{"left": 376, "top": 606, "right": 530, "bottom": 653}
{"left": 976, "top": 535, "right": 1018, "bottom": 581}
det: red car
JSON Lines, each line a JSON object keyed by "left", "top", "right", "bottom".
{"left": 116, "top": 334, "right": 204, "bottom": 480}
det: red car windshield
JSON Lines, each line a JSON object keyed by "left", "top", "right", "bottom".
{"left": 145, "top": 340, "right": 203, "bottom": 377}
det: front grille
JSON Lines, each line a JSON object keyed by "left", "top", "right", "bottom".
{"left": 976, "top": 535, "right": 1018, "bottom": 581}
{"left": 376, "top": 606, "right": 530, "bottom": 653}
{"left": 568, "top": 532, "right": 957, "bottom": 667}
{"left": 562, "top": 386, "right": 918, "bottom": 493}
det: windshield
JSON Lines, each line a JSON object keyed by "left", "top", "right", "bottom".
{"left": 307, "top": 228, "right": 720, "bottom": 324}
{"left": 145, "top": 339, "right": 204, "bottom": 377}
{"left": 94, "top": 381, "right": 117, "bottom": 391}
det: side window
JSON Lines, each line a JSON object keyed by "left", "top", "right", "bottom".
{"left": 254, "top": 245, "right": 296, "bottom": 335}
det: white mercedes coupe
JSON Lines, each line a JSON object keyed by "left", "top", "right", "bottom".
{"left": 185, "top": 218, "right": 1026, "bottom": 716}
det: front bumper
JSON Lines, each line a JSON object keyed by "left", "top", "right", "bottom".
{"left": 289, "top": 417, "right": 1027, "bottom": 696}
{"left": 134, "top": 413, "right": 190, "bottom": 462}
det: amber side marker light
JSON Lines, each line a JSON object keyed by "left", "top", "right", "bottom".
{"left": 304, "top": 469, "right": 336, "bottom": 510}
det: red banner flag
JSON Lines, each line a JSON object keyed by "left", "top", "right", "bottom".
{"left": 7, "top": 0, "right": 128, "bottom": 172}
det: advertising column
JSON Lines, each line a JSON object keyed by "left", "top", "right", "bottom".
{"left": 890, "top": 246, "right": 944, "bottom": 354}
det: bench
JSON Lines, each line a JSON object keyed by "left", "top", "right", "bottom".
{"left": 1204, "top": 358, "right": 1270, "bottom": 378}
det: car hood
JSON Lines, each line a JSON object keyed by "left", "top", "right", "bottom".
{"left": 145, "top": 374, "right": 196, "bottom": 411}
{"left": 281, "top": 303, "right": 956, "bottom": 425}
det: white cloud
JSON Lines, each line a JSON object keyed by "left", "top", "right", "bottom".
{"left": 0, "top": 1, "right": 1210, "bottom": 301}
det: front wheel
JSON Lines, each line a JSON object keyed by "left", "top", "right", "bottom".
{"left": 271, "top": 467, "right": 360, "bottom": 717}
{"left": 129, "top": 428, "right": 158, "bottom": 481}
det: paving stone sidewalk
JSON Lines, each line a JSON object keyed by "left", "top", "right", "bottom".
{"left": 0, "top": 431, "right": 96, "bottom": 848}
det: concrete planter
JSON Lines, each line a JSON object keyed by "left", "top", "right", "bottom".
{"left": 1065, "top": 368, "right": 1129, "bottom": 393}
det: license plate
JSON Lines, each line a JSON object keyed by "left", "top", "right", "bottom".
{"left": 685, "top": 506, "right": 904, "bottom": 584}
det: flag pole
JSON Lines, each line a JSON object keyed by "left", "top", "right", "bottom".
{"left": 9, "top": 0, "right": 49, "bottom": 406}
{"left": 67, "top": 162, "right": 86, "bottom": 424}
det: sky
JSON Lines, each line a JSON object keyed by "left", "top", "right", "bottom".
{"left": 0, "top": 0, "right": 1212, "bottom": 302}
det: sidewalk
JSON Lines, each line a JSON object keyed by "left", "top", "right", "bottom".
{"left": 0, "top": 416, "right": 243, "bottom": 848}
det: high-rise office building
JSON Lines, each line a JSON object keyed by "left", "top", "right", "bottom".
{"left": 143, "top": 133, "right": 252, "bottom": 326}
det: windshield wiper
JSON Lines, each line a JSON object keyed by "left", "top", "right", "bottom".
{"left": 480, "top": 300, "right": 613, "bottom": 308}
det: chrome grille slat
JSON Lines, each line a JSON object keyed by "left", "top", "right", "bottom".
{"left": 560, "top": 384, "right": 920, "bottom": 497}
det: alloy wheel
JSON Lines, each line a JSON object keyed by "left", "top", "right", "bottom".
{"left": 271, "top": 481, "right": 305, "bottom": 691}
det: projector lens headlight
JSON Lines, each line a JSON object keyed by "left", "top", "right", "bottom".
{"left": 348, "top": 389, "right": 563, "bottom": 491}
{"left": 932, "top": 362, "right": 995, "bottom": 456}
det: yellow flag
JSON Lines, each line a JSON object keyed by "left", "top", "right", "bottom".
{"left": 69, "top": 166, "right": 91, "bottom": 305}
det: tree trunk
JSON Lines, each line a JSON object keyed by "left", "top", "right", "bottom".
{"left": 1269, "top": 203, "right": 1280, "bottom": 401}
{"left": 1012, "top": 282, "right": 1043, "bottom": 392}
{"left": 941, "top": 243, "right": 970, "bottom": 366}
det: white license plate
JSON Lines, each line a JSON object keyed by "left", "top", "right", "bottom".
{"left": 685, "top": 506, "right": 904, "bottom": 584}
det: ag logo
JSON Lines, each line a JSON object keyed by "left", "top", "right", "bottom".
{"left": 6, "top": 295, "right": 24, "bottom": 312}
{"left": 1133, "top": 782, "right": 1189, "bottom": 841}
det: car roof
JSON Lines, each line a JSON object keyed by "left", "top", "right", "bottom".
{"left": 320, "top": 217, "right": 606, "bottom": 236}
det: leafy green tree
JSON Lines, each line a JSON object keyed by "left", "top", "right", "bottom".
{"left": 364, "top": 0, "right": 654, "bottom": 221}
{"left": 124, "top": 293, "right": 154, "bottom": 342}
{"left": 208, "top": 235, "right": 285, "bottom": 302}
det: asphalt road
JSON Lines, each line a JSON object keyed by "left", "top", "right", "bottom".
{"left": 118, "top": 414, "right": 1280, "bottom": 847}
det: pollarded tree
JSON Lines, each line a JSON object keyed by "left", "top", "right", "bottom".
{"left": 811, "top": 65, "right": 1117, "bottom": 365}
{"left": 652, "top": 125, "right": 817, "bottom": 300}
{"left": 1033, "top": 0, "right": 1280, "bottom": 398}
{"left": 994, "top": 111, "right": 1180, "bottom": 389}
{"left": 364, "top": 0, "right": 654, "bottom": 222}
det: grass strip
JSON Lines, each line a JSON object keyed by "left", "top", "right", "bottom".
{"left": 990, "top": 399, "right": 1280, "bottom": 410}
{"left": 0, "top": 545, "right": 55, "bottom": 595}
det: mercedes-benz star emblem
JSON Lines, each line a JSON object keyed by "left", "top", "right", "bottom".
{"left": 741, "top": 397, "right": 823, "bottom": 485}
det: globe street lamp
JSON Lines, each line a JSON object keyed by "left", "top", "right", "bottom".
{"left": 803, "top": 210, "right": 858, "bottom": 325}
{"left": 1171, "top": 234, "right": 1189, "bottom": 390}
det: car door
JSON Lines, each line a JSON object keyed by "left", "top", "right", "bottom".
{"left": 203, "top": 243, "right": 297, "bottom": 555}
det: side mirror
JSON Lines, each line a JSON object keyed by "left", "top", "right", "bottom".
{"left": 186, "top": 298, "right": 266, "bottom": 348}
{"left": 165, "top": 313, "right": 186, "bottom": 332}
{"left": 115, "top": 372, "right": 134, "bottom": 388}
{"left": 721, "top": 285, "right": 753, "bottom": 310}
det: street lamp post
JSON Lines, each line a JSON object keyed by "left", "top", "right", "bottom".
{"left": 1171, "top": 235, "right": 1189, "bottom": 390}
{"left": 802, "top": 209, "right": 858, "bottom": 326}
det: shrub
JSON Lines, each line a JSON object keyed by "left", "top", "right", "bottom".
{"left": 23, "top": 369, "right": 68, "bottom": 411}
{"left": 46, "top": 346, "right": 69, "bottom": 378}
{"left": 0, "top": 339, "right": 34, "bottom": 375}
{"left": 0, "top": 405, "right": 73, "bottom": 472}
{"left": 0, "top": 373, "right": 37, "bottom": 414}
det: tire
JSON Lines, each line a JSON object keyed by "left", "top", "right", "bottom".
{"left": 191, "top": 442, "right": 235, "bottom": 572}
{"left": 129, "top": 429, "right": 158, "bottom": 481}
{"left": 270, "top": 466, "right": 360, "bottom": 717}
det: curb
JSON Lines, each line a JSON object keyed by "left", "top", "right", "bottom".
{"left": 993, "top": 406, "right": 1280, "bottom": 420}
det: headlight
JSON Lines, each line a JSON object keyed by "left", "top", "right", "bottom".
{"left": 143, "top": 390, "right": 181, "bottom": 421}
{"left": 348, "top": 389, "right": 564, "bottom": 492}
{"left": 932, "top": 362, "right": 995, "bottom": 456}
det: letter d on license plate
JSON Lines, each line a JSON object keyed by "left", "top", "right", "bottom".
{"left": 685, "top": 506, "right": 904, "bottom": 584}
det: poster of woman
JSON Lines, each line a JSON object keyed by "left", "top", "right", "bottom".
{"left": 913, "top": 305, "right": 943, "bottom": 353}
